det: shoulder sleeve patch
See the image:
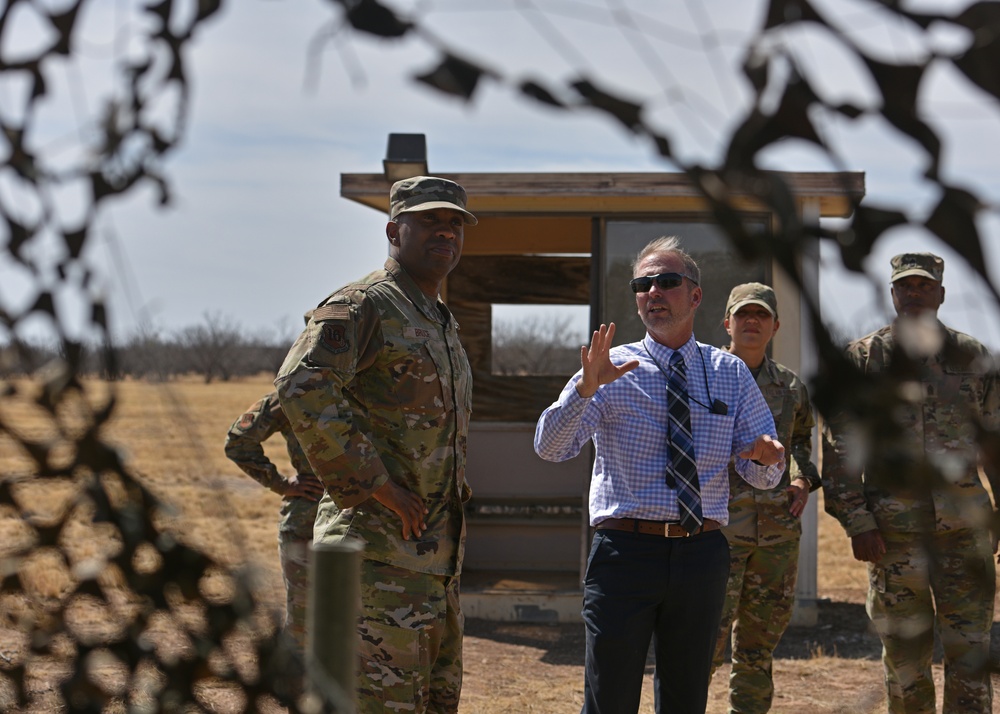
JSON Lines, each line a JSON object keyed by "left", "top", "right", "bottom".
{"left": 313, "top": 304, "right": 351, "bottom": 322}
{"left": 238, "top": 398, "right": 265, "bottom": 429}
{"left": 321, "top": 322, "right": 350, "bottom": 354}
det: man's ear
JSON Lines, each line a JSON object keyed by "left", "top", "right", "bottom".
{"left": 386, "top": 221, "right": 399, "bottom": 246}
{"left": 690, "top": 286, "right": 703, "bottom": 309}
{"left": 772, "top": 318, "right": 780, "bottom": 337}
{"left": 940, "top": 285, "right": 946, "bottom": 305}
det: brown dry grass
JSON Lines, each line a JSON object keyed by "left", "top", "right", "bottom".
{"left": 2, "top": 375, "right": 999, "bottom": 713}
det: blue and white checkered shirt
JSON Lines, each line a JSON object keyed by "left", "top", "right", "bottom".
{"left": 534, "top": 334, "right": 782, "bottom": 526}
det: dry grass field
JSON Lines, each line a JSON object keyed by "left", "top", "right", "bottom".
{"left": 2, "top": 374, "right": 999, "bottom": 712}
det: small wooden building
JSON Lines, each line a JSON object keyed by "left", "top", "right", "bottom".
{"left": 341, "top": 169, "right": 864, "bottom": 624}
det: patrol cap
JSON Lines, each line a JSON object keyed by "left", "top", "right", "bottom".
{"left": 725, "top": 282, "right": 777, "bottom": 318}
{"left": 890, "top": 252, "right": 944, "bottom": 282}
{"left": 388, "top": 175, "right": 477, "bottom": 226}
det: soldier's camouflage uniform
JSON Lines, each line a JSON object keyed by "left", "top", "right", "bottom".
{"left": 823, "top": 322, "right": 998, "bottom": 714}
{"left": 275, "top": 257, "right": 473, "bottom": 714}
{"left": 711, "top": 353, "right": 820, "bottom": 713}
{"left": 224, "top": 391, "right": 319, "bottom": 654}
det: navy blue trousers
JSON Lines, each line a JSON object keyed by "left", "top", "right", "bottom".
{"left": 581, "top": 528, "right": 730, "bottom": 714}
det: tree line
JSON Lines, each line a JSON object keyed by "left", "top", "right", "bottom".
{"left": 1, "top": 312, "right": 292, "bottom": 383}
{"left": 1, "top": 311, "right": 591, "bottom": 382}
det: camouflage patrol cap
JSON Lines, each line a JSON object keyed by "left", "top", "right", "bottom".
{"left": 725, "top": 282, "right": 777, "bottom": 318}
{"left": 890, "top": 252, "right": 943, "bottom": 282}
{"left": 389, "top": 175, "right": 478, "bottom": 225}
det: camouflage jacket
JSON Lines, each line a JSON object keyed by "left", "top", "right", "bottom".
{"left": 274, "top": 258, "right": 473, "bottom": 576}
{"left": 723, "top": 353, "right": 821, "bottom": 546}
{"left": 224, "top": 391, "right": 319, "bottom": 539}
{"left": 822, "top": 322, "right": 999, "bottom": 536}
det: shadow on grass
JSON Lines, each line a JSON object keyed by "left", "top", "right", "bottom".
{"left": 465, "top": 599, "right": 885, "bottom": 668}
{"left": 775, "top": 599, "right": 880, "bottom": 660}
{"left": 467, "top": 598, "right": 1000, "bottom": 671}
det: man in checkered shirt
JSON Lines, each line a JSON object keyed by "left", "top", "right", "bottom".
{"left": 535, "top": 236, "right": 784, "bottom": 714}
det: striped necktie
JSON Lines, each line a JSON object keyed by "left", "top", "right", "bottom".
{"left": 667, "top": 351, "right": 702, "bottom": 534}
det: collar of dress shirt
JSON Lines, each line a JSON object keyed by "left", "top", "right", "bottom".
{"left": 642, "top": 332, "right": 698, "bottom": 367}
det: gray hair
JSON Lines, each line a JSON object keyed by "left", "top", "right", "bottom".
{"left": 632, "top": 236, "right": 701, "bottom": 284}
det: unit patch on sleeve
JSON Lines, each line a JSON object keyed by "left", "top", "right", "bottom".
{"left": 238, "top": 399, "right": 264, "bottom": 429}
{"left": 321, "top": 323, "right": 350, "bottom": 354}
{"left": 313, "top": 303, "right": 352, "bottom": 354}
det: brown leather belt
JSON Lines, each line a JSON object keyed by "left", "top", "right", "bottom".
{"left": 596, "top": 517, "right": 721, "bottom": 538}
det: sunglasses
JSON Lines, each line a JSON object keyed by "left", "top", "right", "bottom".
{"left": 629, "top": 272, "right": 698, "bottom": 293}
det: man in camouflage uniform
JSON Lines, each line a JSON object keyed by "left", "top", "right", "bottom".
{"left": 275, "top": 176, "right": 475, "bottom": 714}
{"left": 822, "top": 252, "right": 999, "bottom": 714}
{"left": 224, "top": 392, "right": 324, "bottom": 656}
{"left": 711, "top": 283, "right": 821, "bottom": 714}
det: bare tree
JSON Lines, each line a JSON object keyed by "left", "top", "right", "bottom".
{"left": 251, "top": 315, "right": 306, "bottom": 376}
{"left": 176, "top": 311, "right": 247, "bottom": 383}
{"left": 493, "top": 314, "right": 582, "bottom": 376}
{"left": 115, "top": 324, "right": 176, "bottom": 381}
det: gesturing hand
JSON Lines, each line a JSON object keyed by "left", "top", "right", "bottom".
{"left": 739, "top": 434, "right": 785, "bottom": 466}
{"left": 576, "top": 323, "right": 639, "bottom": 399}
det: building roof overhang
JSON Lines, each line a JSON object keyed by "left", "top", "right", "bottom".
{"left": 341, "top": 171, "right": 865, "bottom": 219}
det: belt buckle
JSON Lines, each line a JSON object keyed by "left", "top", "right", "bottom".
{"left": 664, "top": 523, "right": 687, "bottom": 538}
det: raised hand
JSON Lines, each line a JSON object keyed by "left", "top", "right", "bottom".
{"left": 575, "top": 323, "right": 640, "bottom": 398}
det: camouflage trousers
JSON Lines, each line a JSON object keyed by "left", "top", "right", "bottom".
{"left": 278, "top": 534, "right": 311, "bottom": 656}
{"left": 868, "top": 529, "right": 994, "bottom": 714}
{"left": 357, "top": 561, "right": 463, "bottom": 714}
{"left": 711, "top": 537, "right": 800, "bottom": 714}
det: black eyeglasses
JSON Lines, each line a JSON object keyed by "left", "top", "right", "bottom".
{"left": 629, "top": 272, "right": 698, "bottom": 293}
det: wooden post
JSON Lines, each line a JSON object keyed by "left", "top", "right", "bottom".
{"left": 307, "top": 540, "right": 363, "bottom": 713}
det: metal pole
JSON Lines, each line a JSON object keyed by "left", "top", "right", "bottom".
{"left": 307, "top": 540, "right": 363, "bottom": 713}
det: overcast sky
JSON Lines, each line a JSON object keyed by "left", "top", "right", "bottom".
{"left": 7, "top": 0, "right": 1000, "bottom": 351}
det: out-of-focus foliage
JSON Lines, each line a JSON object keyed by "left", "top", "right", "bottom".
{"left": 0, "top": 1, "right": 328, "bottom": 710}
{"left": 3, "top": 0, "right": 1000, "bottom": 709}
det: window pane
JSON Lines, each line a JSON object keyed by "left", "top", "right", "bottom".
{"left": 491, "top": 304, "right": 589, "bottom": 376}
{"left": 602, "top": 220, "right": 768, "bottom": 349}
